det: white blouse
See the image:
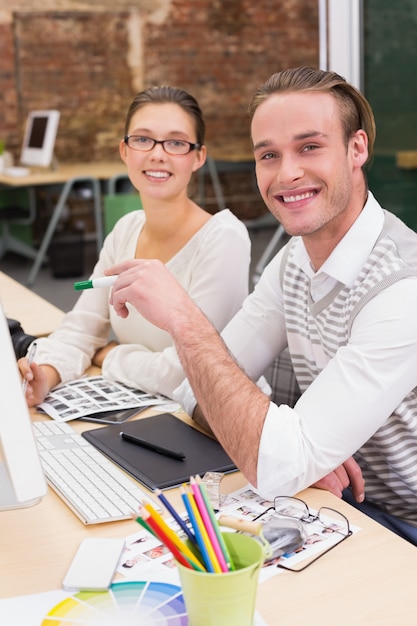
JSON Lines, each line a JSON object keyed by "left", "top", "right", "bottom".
{"left": 34, "top": 209, "right": 251, "bottom": 398}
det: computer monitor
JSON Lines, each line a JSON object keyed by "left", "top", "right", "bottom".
{"left": 20, "top": 109, "right": 60, "bottom": 168}
{"left": 0, "top": 302, "right": 47, "bottom": 510}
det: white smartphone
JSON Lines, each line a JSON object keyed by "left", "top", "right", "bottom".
{"left": 62, "top": 537, "right": 125, "bottom": 591}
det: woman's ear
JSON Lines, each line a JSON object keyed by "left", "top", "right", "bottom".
{"left": 192, "top": 144, "right": 207, "bottom": 173}
{"left": 119, "top": 139, "right": 128, "bottom": 164}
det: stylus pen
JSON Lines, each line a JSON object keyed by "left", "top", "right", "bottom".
{"left": 73, "top": 276, "right": 118, "bottom": 291}
{"left": 22, "top": 341, "right": 37, "bottom": 395}
{"left": 119, "top": 432, "right": 186, "bottom": 461}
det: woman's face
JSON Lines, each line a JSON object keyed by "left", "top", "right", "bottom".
{"left": 119, "top": 102, "right": 206, "bottom": 202}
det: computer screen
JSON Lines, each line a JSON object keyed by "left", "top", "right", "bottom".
{"left": 20, "top": 109, "right": 60, "bottom": 168}
{"left": 0, "top": 302, "right": 46, "bottom": 511}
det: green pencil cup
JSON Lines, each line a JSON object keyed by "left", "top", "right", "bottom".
{"left": 176, "top": 532, "right": 264, "bottom": 626}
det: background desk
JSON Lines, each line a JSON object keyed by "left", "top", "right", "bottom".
{"left": 0, "top": 271, "right": 64, "bottom": 337}
{"left": 396, "top": 150, "right": 417, "bottom": 169}
{"left": 0, "top": 162, "right": 128, "bottom": 286}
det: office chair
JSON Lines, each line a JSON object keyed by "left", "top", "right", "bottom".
{"left": 0, "top": 187, "right": 38, "bottom": 261}
{"left": 252, "top": 224, "right": 288, "bottom": 286}
{"left": 103, "top": 193, "right": 143, "bottom": 236}
{"left": 265, "top": 348, "right": 301, "bottom": 409}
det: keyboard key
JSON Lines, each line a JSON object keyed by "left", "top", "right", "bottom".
{"left": 32, "top": 420, "right": 162, "bottom": 524}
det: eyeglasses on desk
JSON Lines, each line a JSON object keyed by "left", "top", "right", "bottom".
{"left": 253, "top": 496, "right": 352, "bottom": 572}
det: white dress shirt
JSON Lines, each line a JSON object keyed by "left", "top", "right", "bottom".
{"left": 176, "top": 193, "right": 417, "bottom": 500}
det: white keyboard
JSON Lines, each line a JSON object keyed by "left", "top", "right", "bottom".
{"left": 33, "top": 420, "right": 162, "bottom": 524}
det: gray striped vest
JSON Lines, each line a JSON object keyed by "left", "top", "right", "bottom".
{"left": 281, "top": 210, "right": 417, "bottom": 526}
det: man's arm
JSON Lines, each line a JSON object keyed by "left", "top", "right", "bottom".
{"left": 172, "top": 309, "right": 270, "bottom": 486}
{"left": 108, "top": 259, "right": 270, "bottom": 486}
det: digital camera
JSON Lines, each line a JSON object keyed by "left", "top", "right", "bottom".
{"left": 7, "top": 318, "right": 37, "bottom": 360}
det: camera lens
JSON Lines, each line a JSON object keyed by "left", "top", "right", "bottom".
{"left": 7, "top": 318, "right": 37, "bottom": 360}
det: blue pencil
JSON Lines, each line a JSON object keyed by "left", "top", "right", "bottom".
{"left": 196, "top": 477, "right": 235, "bottom": 571}
{"left": 180, "top": 486, "right": 215, "bottom": 573}
{"left": 155, "top": 488, "right": 197, "bottom": 545}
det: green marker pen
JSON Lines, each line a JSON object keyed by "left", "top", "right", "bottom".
{"left": 74, "top": 276, "right": 118, "bottom": 291}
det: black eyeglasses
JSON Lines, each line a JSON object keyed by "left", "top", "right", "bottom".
{"left": 124, "top": 135, "right": 201, "bottom": 155}
{"left": 253, "top": 496, "right": 352, "bottom": 572}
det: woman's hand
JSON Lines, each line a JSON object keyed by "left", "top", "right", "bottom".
{"left": 18, "top": 359, "right": 60, "bottom": 408}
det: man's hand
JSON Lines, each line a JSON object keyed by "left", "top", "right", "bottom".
{"left": 312, "top": 456, "right": 365, "bottom": 502}
{"left": 106, "top": 260, "right": 190, "bottom": 333}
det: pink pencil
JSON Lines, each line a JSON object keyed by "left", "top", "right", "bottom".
{"left": 190, "top": 476, "right": 229, "bottom": 573}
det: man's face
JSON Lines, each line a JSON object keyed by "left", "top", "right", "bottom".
{"left": 251, "top": 91, "right": 368, "bottom": 242}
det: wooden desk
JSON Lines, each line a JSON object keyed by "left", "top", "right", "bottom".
{"left": 1, "top": 408, "right": 416, "bottom": 624}
{"left": 0, "top": 161, "right": 128, "bottom": 286}
{"left": 0, "top": 271, "right": 64, "bottom": 336}
{"left": 396, "top": 150, "right": 417, "bottom": 169}
{"left": 1, "top": 289, "right": 416, "bottom": 624}
{"left": 0, "top": 162, "right": 128, "bottom": 189}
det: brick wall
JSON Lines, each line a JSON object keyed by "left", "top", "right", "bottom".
{"left": 0, "top": 0, "right": 319, "bottom": 218}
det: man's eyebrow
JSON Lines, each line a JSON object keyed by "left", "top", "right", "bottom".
{"left": 253, "top": 130, "right": 328, "bottom": 152}
{"left": 293, "top": 130, "right": 328, "bottom": 141}
{"left": 253, "top": 140, "right": 273, "bottom": 152}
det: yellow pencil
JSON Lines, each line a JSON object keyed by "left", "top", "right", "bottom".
{"left": 185, "top": 485, "right": 222, "bottom": 573}
{"left": 142, "top": 501, "right": 206, "bottom": 571}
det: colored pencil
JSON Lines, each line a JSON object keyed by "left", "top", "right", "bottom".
{"left": 195, "top": 475, "right": 235, "bottom": 571}
{"left": 138, "top": 506, "right": 198, "bottom": 570}
{"left": 133, "top": 513, "right": 155, "bottom": 537}
{"left": 190, "top": 477, "right": 229, "bottom": 572}
{"left": 181, "top": 486, "right": 216, "bottom": 573}
{"left": 182, "top": 485, "right": 221, "bottom": 573}
{"left": 155, "top": 488, "right": 196, "bottom": 545}
{"left": 142, "top": 501, "right": 205, "bottom": 571}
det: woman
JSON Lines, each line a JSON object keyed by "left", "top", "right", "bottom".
{"left": 20, "top": 86, "right": 250, "bottom": 405}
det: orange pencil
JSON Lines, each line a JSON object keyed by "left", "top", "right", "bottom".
{"left": 138, "top": 506, "right": 198, "bottom": 570}
{"left": 191, "top": 476, "right": 230, "bottom": 572}
{"left": 142, "top": 501, "right": 206, "bottom": 571}
{"left": 195, "top": 475, "right": 235, "bottom": 571}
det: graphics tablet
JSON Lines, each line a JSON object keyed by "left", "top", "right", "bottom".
{"left": 82, "top": 412, "right": 237, "bottom": 490}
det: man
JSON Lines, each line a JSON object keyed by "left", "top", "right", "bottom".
{"left": 108, "top": 67, "right": 417, "bottom": 544}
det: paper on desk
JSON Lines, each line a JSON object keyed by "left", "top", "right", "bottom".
{"left": 116, "top": 484, "right": 361, "bottom": 585}
{"left": 215, "top": 485, "right": 361, "bottom": 582}
{"left": 0, "top": 584, "right": 268, "bottom": 625}
{"left": 37, "top": 375, "right": 178, "bottom": 422}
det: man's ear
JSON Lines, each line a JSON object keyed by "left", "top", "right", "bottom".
{"left": 351, "top": 129, "right": 368, "bottom": 168}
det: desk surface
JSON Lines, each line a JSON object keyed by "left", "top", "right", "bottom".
{"left": 1, "top": 408, "right": 416, "bottom": 624}
{"left": 1, "top": 291, "right": 416, "bottom": 624}
{"left": 0, "top": 161, "right": 128, "bottom": 187}
{"left": 0, "top": 271, "right": 64, "bottom": 337}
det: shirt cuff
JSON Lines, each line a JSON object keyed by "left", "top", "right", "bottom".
{"left": 257, "top": 401, "right": 304, "bottom": 500}
{"left": 172, "top": 378, "right": 197, "bottom": 416}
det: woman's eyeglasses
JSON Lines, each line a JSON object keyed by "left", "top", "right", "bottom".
{"left": 124, "top": 135, "right": 201, "bottom": 155}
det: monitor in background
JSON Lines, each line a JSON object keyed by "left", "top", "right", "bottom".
{"left": 20, "top": 109, "right": 60, "bottom": 169}
{"left": 0, "top": 302, "right": 47, "bottom": 511}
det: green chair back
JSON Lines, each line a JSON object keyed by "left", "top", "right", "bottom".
{"left": 103, "top": 193, "right": 142, "bottom": 236}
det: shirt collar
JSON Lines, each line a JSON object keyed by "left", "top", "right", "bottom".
{"left": 293, "top": 191, "right": 385, "bottom": 286}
